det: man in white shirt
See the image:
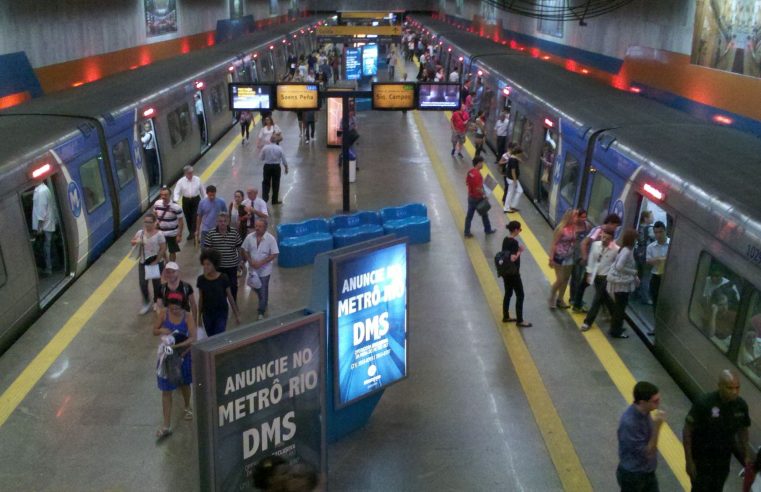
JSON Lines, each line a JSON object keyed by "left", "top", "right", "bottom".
{"left": 581, "top": 229, "right": 620, "bottom": 331}
{"left": 494, "top": 111, "right": 510, "bottom": 163}
{"left": 259, "top": 135, "right": 289, "bottom": 204}
{"left": 242, "top": 187, "right": 269, "bottom": 232}
{"left": 32, "top": 182, "right": 57, "bottom": 275}
{"left": 646, "top": 221, "right": 670, "bottom": 310}
{"left": 140, "top": 122, "right": 159, "bottom": 187}
{"left": 242, "top": 218, "right": 279, "bottom": 320}
{"left": 449, "top": 69, "right": 460, "bottom": 83}
{"left": 173, "top": 165, "right": 204, "bottom": 240}
{"left": 194, "top": 93, "right": 206, "bottom": 141}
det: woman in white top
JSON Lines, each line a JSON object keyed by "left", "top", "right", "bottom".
{"left": 256, "top": 115, "right": 282, "bottom": 150}
{"left": 606, "top": 228, "right": 639, "bottom": 338}
{"left": 131, "top": 212, "right": 167, "bottom": 314}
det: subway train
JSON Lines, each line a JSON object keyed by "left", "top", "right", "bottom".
{"left": 411, "top": 16, "right": 761, "bottom": 432}
{"left": 0, "top": 18, "right": 322, "bottom": 351}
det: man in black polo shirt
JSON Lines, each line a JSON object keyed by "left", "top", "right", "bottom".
{"left": 683, "top": 369, "right": 753, "bottom": 492}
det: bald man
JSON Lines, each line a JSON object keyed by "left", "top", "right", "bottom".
{"left": 683, "top": 370, "right": 752, "bottom": 492}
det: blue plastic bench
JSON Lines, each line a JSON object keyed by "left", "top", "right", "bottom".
{"left": 380, "top": 203, "right": 431, "bottom": 244}
{"left": 276, "top": 219, "right": 334, "bottom": 267}
{"left": 331, "top": 211, "right": 385, "bottom": 248}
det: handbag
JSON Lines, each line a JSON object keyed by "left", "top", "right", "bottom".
{"left": 144, "top": 263, "right": 161, "bottom": 280}
{"left": 475, "top": 198, "right": 491, "bottom": 216}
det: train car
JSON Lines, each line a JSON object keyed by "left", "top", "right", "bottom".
{"left": 411, "top": 15, "right": 761, "bottom": 441}
{"left": 0, "top": 18, "right": 323, "bottom": 352}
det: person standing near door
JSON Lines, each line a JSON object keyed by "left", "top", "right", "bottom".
{"left": 173, "top": 166, "right": 203, "bottom": 241}
{"left": 646, "top": 221, "right": 669, "bottom": 311}
{"left": 140, "top": 122, "right": 160, "bottom": 187}
{"left": 194, "top": 93, "right": 206, "bottom": 142}
{"left": 32, "top": 181, "right": 57, "bottom": 276}
{"left": 494, "top": 111, "right": 510, "bottom": 165}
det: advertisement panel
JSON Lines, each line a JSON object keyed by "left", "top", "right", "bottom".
{"left": 345, "top": 48, "right": 362, "bottom": 81}
{"left": 229, "top": 83, "right": 273, "bottom": 111}
{"left": 362, "top": 44, "right": 378, "bottom": 76}
{"left": 327, "top": 96, "right": 344, "bottom": 147}
{"left": 372, "top": 83, "right": 415, "bottom": 110}
{"left": 194, "top": 313, "right": 325, "bottom": 491}
{"left": 145, "top": 0, "right": 178, "bottom": 37}
{"left": 275, "top": 84, "right": 320, "bottom": 110}
{"left": 691, "top": 0, "right": 761, "bottom": 76}
{"left": 417, "top": 83, "right": 461, "bottom": 110}
{"left": 331, "top": 239, "right": 408, "bottom": 408}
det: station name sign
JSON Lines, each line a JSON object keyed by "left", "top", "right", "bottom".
{"left": 275, "top": 84, "right": 320, "bottom": 110}
{"left": 372, "top": 83, "right": 415, "bottom": 110}
{"left": 316, "top": 25, "right": 401, "bottom": 37}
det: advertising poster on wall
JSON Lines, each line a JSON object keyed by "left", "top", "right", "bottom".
{"left": 145, "top": 0, "right": 178, "bottom": 38}
{"left": 194, "top": 313, "right": 325, "bottom": 491}
{"left": 345, "top": 48, "right": 362, "bottom": 80}
{"left": 362, "top": 44, "right": 378, "bottom": 76}
{"left": 332, "top": 239, "right": 408, "bottom": 408}
{"left": 692, "top": 0, "right": 761, "bottom": 77}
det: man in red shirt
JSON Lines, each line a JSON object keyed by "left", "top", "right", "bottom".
{"left": 464, "top": 155, "right": 496, "bottom": 237}
{"left": 451, "top": 107, "right": 469, "bottom": 158}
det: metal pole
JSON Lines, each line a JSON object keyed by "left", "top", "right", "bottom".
{"left": 341, "top": 96, "right": 350, "bottom": 212}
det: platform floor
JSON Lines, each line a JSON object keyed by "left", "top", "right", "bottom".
{"left": 0, "top": 65, "right": 748, "bottom": 490}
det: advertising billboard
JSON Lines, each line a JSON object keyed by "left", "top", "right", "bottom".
{"left": 145, "top": 0, "right": 178, "bottom": 37}
{"left": 331, "top": 239, "right": 408, "bottom": 408}
{"left": 228, "top": 83, "right": 273, "bottom": 111}
{"left": 345, "top": 48, "right": 362, "bottom": 81}
{"left": 417, "top": 83, "right": 461, "bottom": 110}
{"left": 275, "top": 84, "right": 320, "bottom": 110}
{"left": 194, "top": 313, "right": 325, "bottom": 491}
{"left": 362, "top": 44, "right": 378, "bottom": 76}
{"left": 372, "top": 83, "right": 415, "bottom": 110}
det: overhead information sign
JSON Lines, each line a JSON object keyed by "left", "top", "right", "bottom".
{"left": 275, "top": 84, "right": 320, "bottom": 110}
{"left": 331, "top": 238, "right": 408, "bottom": 408}
{"left": 316, "top": 25, "right": 401, "bottom": 37}
{"left": 194, "top": 313, "right": 325, "bottom": 491}
{"left": 372, "top": 83, "right": 415, "bottom": 110}
{"left": 340, "top": 11, "right": 398, "bottom": 19}
{"left": 228, "top": 83, "right": 272, "bottom": 111}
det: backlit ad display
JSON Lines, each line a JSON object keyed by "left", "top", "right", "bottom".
{"left": 229, "top": 83, "right": 273, "bottom": 111}
{"left": 416, "top": 83, "right": 461, "bottom": 110}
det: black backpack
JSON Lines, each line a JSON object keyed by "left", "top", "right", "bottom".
{"left": 494, "top": 251, "right": 518, "bottom": 277}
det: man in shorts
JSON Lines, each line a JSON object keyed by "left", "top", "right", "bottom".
{"left": 451, "top": 107, "right": 469, "bottom": 158}
{"left": 154, "top": 186, "right": 184, "bottom": 262}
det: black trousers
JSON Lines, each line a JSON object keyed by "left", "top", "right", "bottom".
{"left": 262, "top": 164, "right": 282, "bottom": 203}
{"left": 144, "top": 148, "right": 159, "bottom": 187}
{"left": 181, "top": 196, "right": 200, "bottom": 236}
{"left": 690, "top": 462, "right": 729, "bottom": 492}
{"left": 650, "top": 274, "right": 662, "bottom": 310}
{"left": 496, "top": 136, "right": 507, "bottom": 161}
{"left": 616, "top": 467, "right": 659, "bottom": 492}
{"left": 197, "top": 114, "right": 206, "bottom": 141}
{"left": 220, "top": 266, "right": 239, "bottom": 303}
{"left": 305, "top": 121, "right": 315, "bottom": 139}
{"left": 570, "top": 260, "right": 588, "bottom": 308}
{"left": 502, "top": 274, "right": 525, "bottom": 322}
{"left": 240, "top": 120, "right": 250, "bottom": 139}
{"left": 583, "top": 276, "right": 616, "bottom": 326}
{"left": 611, "top": 291, "right": 630, "bottom": 336}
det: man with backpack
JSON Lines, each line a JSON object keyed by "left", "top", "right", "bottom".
{"left": 496, "top": 221, "right": 532, "bottom": 327}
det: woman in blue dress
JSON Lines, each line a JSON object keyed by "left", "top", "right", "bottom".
{"left": 153, "top": 292, "right": 197, "bottom": 439}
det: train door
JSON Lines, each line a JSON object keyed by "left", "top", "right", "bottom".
{"left": 20, "top": 173, "right": 69, "bottom": 300}
{"left": 194, "top": 90, "right": 209, "bottom": 148}
{"left": 262, "top": 49, "right": 275, "bottom": 82}
{"left": 138, "top": 119, "right": 162, "bottom": 191}
{"left": 536, "top": 123, "right": 559, "bottom": 217}
{"left": 73, "top": 151, "right": 115, "bottom": 259}
{"left": 629, "top": 193, "right": 674, "bottom": 333}
{"left": 107, "top": 131, "right": 142, "bottom": 230}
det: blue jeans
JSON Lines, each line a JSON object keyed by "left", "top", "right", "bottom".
{"left": 254, "top": 275, "right": 271, "bottom": 314}
{"left": 203, "top": 310, "right": 228, "bottom": 336}
{"left": 464, "top": 196, "right": 492, "bottom": 235}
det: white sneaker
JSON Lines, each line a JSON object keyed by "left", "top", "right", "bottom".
{"left": 257, "top": 313, "right": 264, "bottom": 320}
{"left": 139, "top": 303, "right": 152, "bottom": 315}
{"left": 580, "top": 323, "right": 590, "bottom": 332}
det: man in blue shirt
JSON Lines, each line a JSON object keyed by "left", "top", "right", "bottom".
{"left": 195, "top": 185, "right": 226, "bottom": 245}
{"left": 617, "top": 381, "right": 666, "bottom": 491}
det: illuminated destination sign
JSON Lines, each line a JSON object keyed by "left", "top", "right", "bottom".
{"left": 316, "top": 25, "right": 401, "bottom": 37}
{"left": 228, "top": 83, "right": 272, "bottom": 111}
{"left": 275, "top": 84, "right": 320, "bottom": 110}
{"left": 331, "top": 238, "right": 408, "bottom": 408}
{"left": 372, "top": 83, "right": 415, "bottom": 110}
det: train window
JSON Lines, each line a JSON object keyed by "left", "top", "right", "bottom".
{"left": 587, "top": 173, "right": 613, "bottom": 225}
{"left": 79, "top": 157, "right": 107, "bottom": 213}
{"left": 210, "top": 84, "right": 224, "bottom": 114}
{"left": 559, "top": 153, "right": 580, "bottom": 205}
{"left": 689, "top": 253, "right": 743, "bottom": 354}
{"left": 167, "top": 103, "right": 191, "bottom": 147}
{"left": 111, "top": 139, "right": 135, "bottom": 188}
{"left": 737, "top": 291, "right": 761, "bottom": 386}
{"left": 0, "top": 245, "right": 6, "bottom": 288}
{"left": 511, "top": 112, "right": 526, "bottom": 146}
{"left": 538, "top": 128, "right": 558, "bottom": 208}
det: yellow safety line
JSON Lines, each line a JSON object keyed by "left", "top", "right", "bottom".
{"left": 0, "top": 117, "right": 257, "bottom": 428}
{"left": 413, "top": 110, "right": 593, "bottom": 491}
{"left": 441, "top": 110, "right": 691, "bottom": 490}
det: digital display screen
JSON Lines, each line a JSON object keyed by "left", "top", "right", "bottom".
{"left": 372, "top": 83, "right": 415, "bottom": 110}
{"left": 228, "top": 83, "right": 272, "bottom": 111}
{"left": 331, "top": 239, "right": 408, "bottom": 408}
{"left": 416, "top": 83, "right": 461, "bottom": 110}
{"left": 275, "top": 84, "right": 320, "bottom": 110}
{"left": 345, "top": 48, "right": 362, "bottom": 81}
{"left": 362, "top": 43, "right": 378, "bottom": 76}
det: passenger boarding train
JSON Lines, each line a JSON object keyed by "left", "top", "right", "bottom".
{"left": 410, "top": 16, "right": 761, "bottom": 436}
{"left": 0, "top": 18, "right": 322, "bottom": 351}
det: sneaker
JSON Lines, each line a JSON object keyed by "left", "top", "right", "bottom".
{"left": 485, "top": 229, "right": 497, "bottom": 235}
{"left": 572, "top": 306, "right": 588, "bottom": 313}
{"left": 257, "top": 313, "right": 264, "bottom": 320}
{"left": 451, "top": 148, "right": 456, "bottom": 156}
{"left": 580, "top": 323, "right": 591, "bottom": 331}
{"left": 305, "top": 139, "right": 310, "bottom": 143}
{"left": 464, "top": 232, "right": 474, "bottom": 238}
{"left": 139, "top": 303, "right": 152, "bottom": 315}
